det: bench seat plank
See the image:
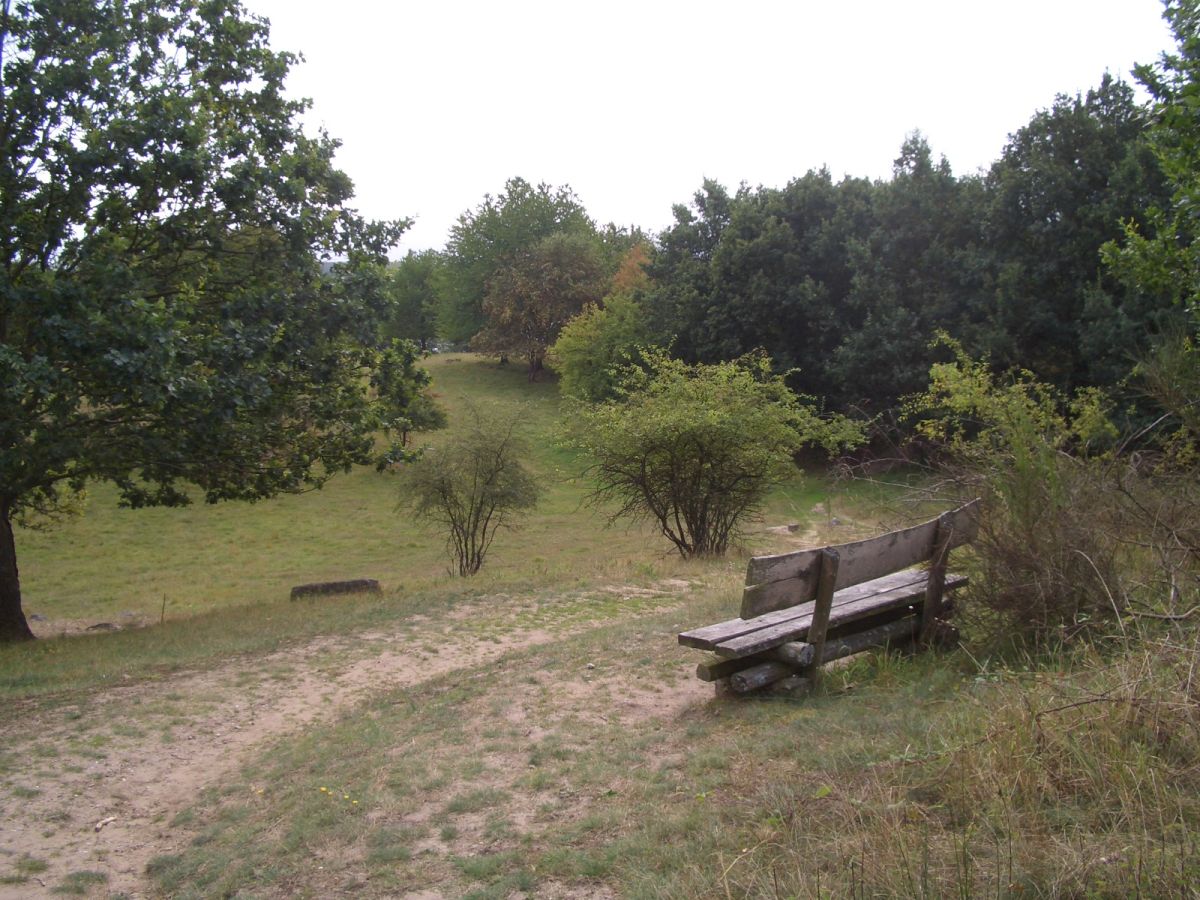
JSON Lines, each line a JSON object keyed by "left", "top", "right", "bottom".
{"left": 712, "top": 572, "right": 967, "bottom": 658}
{"left": 679, "top": 568, "right": 930, "bottom": 650}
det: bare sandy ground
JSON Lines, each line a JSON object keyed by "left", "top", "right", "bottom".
{"left": 0, "top": 584, "right": 707, "bottom": 899}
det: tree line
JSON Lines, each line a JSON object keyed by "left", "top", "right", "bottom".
{"left": 392, "top": 73, "right": 1183, "bottom": 420}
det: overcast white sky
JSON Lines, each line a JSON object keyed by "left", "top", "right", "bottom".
{"left": 243, "top": 0, "right": 1175, "bottom": 255}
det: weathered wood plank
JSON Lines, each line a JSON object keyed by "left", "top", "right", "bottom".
{"left": 682, "top": 568, "right": 935, "bottom": 650}
{"left": 943, "top": 498, "right": 980, "bottom": 546}
{"left": 739, "top": 577, "right": 814, "bottom": 619}
{"left": 737, "top": 500, "right": 979, "bottom": 618}
{"left": 741, "top": 547, "right": 823, "bottom": 616}
{"left": 713, "top": 573, "right": 968, "bottom": 658}
{"left": 690, "top": 569, "right": 928, "bottom": 650}
{"left": 831, "top": 518, "right": 939, "bottom": 590}
{"left": 743, "top": 545, "right": 823, "bottom": 594}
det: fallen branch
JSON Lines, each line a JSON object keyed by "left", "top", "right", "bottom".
{"left": 1130, "top": 605, "right": 1200, "bottom": 622}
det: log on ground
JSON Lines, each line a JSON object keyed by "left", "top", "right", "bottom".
{"left": 290, "top": 579, "right": 382, "bottom": 600}
{"left": 729, "top": 620, "right": 918, "bottom": 695}
{"left": 696, "top": 653, "right": 768, "bottom": 683}
{"left": 820, "top": 616, "right": 919, "bottom": 663}
{"left": 730, "top": 661, "right": 799, "bottom": 693}
{"left": 766, "top": 675, "right": 812, "bottom": 696}
{"left": 769, "top": 641, "right": 815, "bottom": 668}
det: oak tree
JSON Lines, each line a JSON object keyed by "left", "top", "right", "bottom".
{"left": 472, "top": 232, "right": 607, "bottom": 379}
{"left": 439, "top": 178, "right": 595, "bottom": 344}
{"left": 384, "top": 250, "right": 442, "bottom": 351}
{"left": 0, "top": 0, "right": 409, "bottom": 640}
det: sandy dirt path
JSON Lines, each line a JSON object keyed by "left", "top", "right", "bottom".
{"left": 0, "top": 585, "right": 697, "bottom": 899}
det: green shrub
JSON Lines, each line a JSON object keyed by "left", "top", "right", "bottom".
{"left": 908, "top": 340, "right": 1194, "bottom": 644}
{"left": 548, "top": 292, "right": 652, "bottom": 402}
{"left": 567, "top": 350, "right": 863, "bottom": 558}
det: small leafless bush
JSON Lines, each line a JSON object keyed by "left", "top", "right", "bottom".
{"left": 397, "top": 406, "right": 540, "bottom": 576}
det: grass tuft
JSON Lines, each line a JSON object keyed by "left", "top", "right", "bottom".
{"left": 50, "top": 870, "right": 107, "bottom": 895}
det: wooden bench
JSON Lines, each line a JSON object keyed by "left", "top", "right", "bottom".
{"left": 678, "top": 500, "right": 979, "bottom": 695}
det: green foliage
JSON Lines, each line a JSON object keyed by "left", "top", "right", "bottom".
{"left": 646, "top": 162, "right": 978, "bottom": 409}
{"left": 1104, "top": 2, "right": 1200, "bottom": 326}
{"left": 567, "top": 350, "right": 864, "bottom": 558}
{"left": 914, "top": 339, "right": 1116, "bottom": 512}
{"left": 642, "top": 178, "right": 734, "bottom": 362}
{"left": 398, "top": 406, "right": 541, "bottom": 576}
{"left": 0, "top": 0, "right": 408, "bottom": 640}
{"left": 909, "top": 341, "right": 1129, "bottom": 641}
{"left": 985, "top": 74, "right": 1174, "bottom": 390}
{"left": 370, "top": 340, "right": 447, "bottom": 464}
{"left": 645, "top": 86, "right": 1171, "bottom": 413}
{"left": 550, "top": 243, "right": 654, "bottom": 402}
{"left": 472, "top": 232, "right": 607, "bottom": 379}
{"left": 1137, "top": 334, "right": 1200, "bottom": 457}
{"left": 832, "top": 135, "right": 988, "bottom": 407}
{"left": 548, "top": 293, "right": 652, "bottom": 402}
{"left": 1103, "top": 3, "right": 1200, "bottom": 453}
{"left": 439, "top": 178, "right": 596, "bottom": 344}
{"left": 384, "top": 250, "right": 442, "bottom": 350}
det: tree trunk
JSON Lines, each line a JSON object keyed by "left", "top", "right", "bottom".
{"left": 0, "top": 502, "right": 35, "bottom": 642}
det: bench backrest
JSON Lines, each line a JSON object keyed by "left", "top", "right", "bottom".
{"left": 740, "top": 499, "right": 979, "bottom": 618}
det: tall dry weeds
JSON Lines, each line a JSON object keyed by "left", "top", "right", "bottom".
{"left": 709, "top": 633, "right": 1200, "bottom": 898}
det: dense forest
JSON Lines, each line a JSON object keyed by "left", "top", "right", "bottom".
{"left": 387, "top": 73, "right": 1186, "bottom": 428}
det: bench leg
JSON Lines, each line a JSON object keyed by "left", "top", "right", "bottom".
{"left": 919, "top": 513, "right": 953, "bottom": 646}
{"left": 805, "top": 548, "right": 841, "bottom": 682}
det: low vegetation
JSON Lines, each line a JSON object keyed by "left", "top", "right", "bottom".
{"left": 567, "top": 351, "right": 864, "bottom": 558}
{"left": 910, "top": 342, "right": 1127, "bottom": 640}
{"left": 2, "top": 350, "right": 1197, "bottom": 897}
{"left": 398, "top": 403, "right": 541, "bottom": 576}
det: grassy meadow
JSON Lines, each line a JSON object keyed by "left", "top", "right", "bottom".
{"left": 1, "top": 353, "right": 862, "bottom": 698}
{"left": 1, "top": 354, "right": 1197, "bottom": 898}
{"left": 14, "top": 353, "right": 652, "bottom": 624}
